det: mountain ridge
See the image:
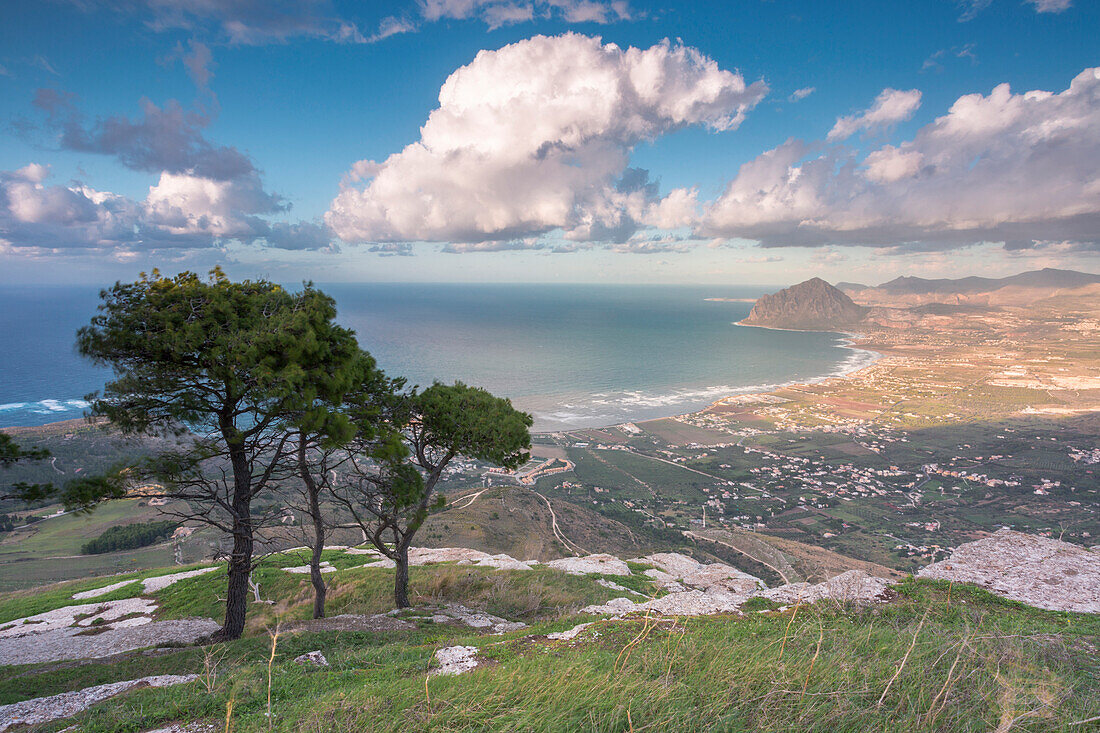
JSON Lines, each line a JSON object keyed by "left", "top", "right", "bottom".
{"left": 839, "top": 267, "right": 1100, "bottom": 297}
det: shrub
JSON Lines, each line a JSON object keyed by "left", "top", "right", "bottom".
{"left": 81, "top": 520, "right": 178, "bottom": 554}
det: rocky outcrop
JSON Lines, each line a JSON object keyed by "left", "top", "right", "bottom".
{"left": 0, "top": 675, "right": 197, "bottom": 732}
{"left": 638, "top": 552, "right": 766, "bottom": 594}
{"left": 757, "top": 570, "right": 895, "bottom": 606}
{"left": 583, "top": 568, "right": 894, "bottom": 617}
{"left": 743, "top": 277, "right": 868, "bottom": 331}
{"left": 917, "top": 529, "right": 1100, "bottom": 613}
{"left": 293, "top": 650, "right": 329, "bottom": 666}
{"left": 71, "top": 566, "right": 220, "bottom": 599}
{"left": 0, "top": 617, "right": 220, "bottom": 666}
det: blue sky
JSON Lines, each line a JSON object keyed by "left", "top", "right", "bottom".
{"left": 1, "top": 0, "right": 1098, "bottom": 285}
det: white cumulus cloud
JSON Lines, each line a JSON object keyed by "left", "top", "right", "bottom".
{"left": 326, "top": 33, "right": 766, "bottom": 245}
{"left": 702, "top": 68, "right": 1100, "bottom": 250}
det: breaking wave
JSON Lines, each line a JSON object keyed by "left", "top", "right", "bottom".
{"left": 0, "top": 398, "right": 89, "bottom": 417}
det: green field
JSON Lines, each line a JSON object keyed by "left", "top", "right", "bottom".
{"left": 0, "top": 499, "right": 182, "bottom": 591}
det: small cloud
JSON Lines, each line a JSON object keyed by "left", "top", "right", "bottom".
{"left": 441, "top": 238, "right": 547, "bottom": 253}
{"left": 420, "top": 0, "right": 633, "bottom": 29}
{"left": 828, "top": 88, "right": 921, "bottom": 142}
{"left": 1025, "top": 0, "right": 1072, "bottom": 12}
{"left": 810, "top": 248, "right": 847, "bottom": 264}
{"left": 921, "top": 44, "right": 977, "bottom": 73}
{"left": 367, "top": 16, "right": 417, "bottom": 42}
{"left": 956, "top": 0, "right": 992, "bottom": 22}
{"left": 367, "top": 242, "right": 413, "bottom": 256}
{"left": 789, "top": 86, "right": 815, "bottom": 102}
{"left": 31, "top": 55, "right": 59, "bottom": 76}
{"left": 162, "top": 40, "right": 216, "bottom": 90}
{"left": 737, "top": 254, "right": 784, "bottom": 263}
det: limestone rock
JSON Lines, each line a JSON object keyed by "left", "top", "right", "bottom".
{"left": 0, "top": 675, "right": 196, "bottom": 732}
{"left": 433, "top": 646, "right": 480, "bottom": 676}
{"left": 759, "top": 570, "right": 895, "bottom": 606}
{"left": 282, "top": 561, "right": 336, "bottom": 574}
{"left": 0, "top": 618, "right": 219, "bottom": 665}
{"left": 546, "top": 622, "right": 595, "bottom": 641}
{"left": 140, "top": 567, "right": 220, "bottom": 593}
{"left": 917, "top": 529, "right": 1100, "bottom": 613}
{"left": 637, "top": 553, "right": 764, "bottom": 593}
{"left": 293, "top": 650, "right": 329, "bottom": 666}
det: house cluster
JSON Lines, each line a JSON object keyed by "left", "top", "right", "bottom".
{"left": 893, "top": 541, "right": 949, "bottom": 561}
{"left": 1069, "top": 446, "right": 1100, "bottom": 465}
{"left": 921, "top": 463, "right": 1019, "bottom": 489}
{"left": 744, "top": 446, "right": 916, "bottom": 502}
{"left": 484, "top": 457, "right": 574, "bottom": 486}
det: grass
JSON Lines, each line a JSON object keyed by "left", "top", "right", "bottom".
{"left": 9, "top": 577, "right": 1097, "bottom": 732}
{"left": 148, "top": 556, "right": 634, "bottom": 635}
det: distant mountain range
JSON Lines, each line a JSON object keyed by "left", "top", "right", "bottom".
{"left": 741, "top": 277, "right": 867, "bottom": 331}
{"left": 836, "top": 268, "right": 1100, "bottom": 301}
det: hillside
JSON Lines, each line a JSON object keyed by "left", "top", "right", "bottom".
{"left": 742, "top": 277, "right": 868, "bottom": 331}
{"left": 0, "top": 532, "right": 1097, "bottom": 731}
{"left": 421, "top": 487, "right": 652, "bottom": 561}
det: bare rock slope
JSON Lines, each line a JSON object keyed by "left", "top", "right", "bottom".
{"left": 917, "top": 529, "right": 1100, "bottom": 613}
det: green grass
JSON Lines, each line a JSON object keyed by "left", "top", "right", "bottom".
{"left": 14, "top": 578, "right": 1098, "bottom": 732}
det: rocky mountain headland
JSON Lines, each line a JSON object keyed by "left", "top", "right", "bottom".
{"left": 741, "top": 277, "right": 868, "bottom": 331}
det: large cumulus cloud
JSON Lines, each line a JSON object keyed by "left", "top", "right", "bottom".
{"left": 702, "top": 67, "right": 1100, "bottom": 250}
{"left": 326, "top": 33, "right": 767, "bottom": 245}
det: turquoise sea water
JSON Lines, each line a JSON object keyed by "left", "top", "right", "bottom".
{"left": 0, "top": 283, "right": 876, "bottom": 432}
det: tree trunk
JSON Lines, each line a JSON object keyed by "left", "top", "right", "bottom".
{"left": 394, "top": 541, "right": 410, "bottom": 608}
{"left": 310, "top": 535, "right": 326, "bottom": 619}
{"left": 217, "top": 513, "right": 253, "bottom": 641}
{"left": 216, "top": 443, "right": 254, "bottom": 642}
{"left": 300, "top": 440, "right": 327, "bottom": 619}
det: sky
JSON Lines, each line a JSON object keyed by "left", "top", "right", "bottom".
{"left": 0, "top": 0, "right": 1098, "bottom": 286}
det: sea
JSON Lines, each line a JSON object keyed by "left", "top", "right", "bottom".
{"left": 0, "top": 283, "right": 878, "bottom": 433}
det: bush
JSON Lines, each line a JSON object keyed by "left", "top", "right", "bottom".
{"left": 81, "top": 520, "right": 178, "bottom": 554}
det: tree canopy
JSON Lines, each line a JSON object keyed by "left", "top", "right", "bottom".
{"left": 336, "top": 381, "right": 532, "bottom": 607}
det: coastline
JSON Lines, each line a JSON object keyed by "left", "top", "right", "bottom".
{"left": 532, "top": 328, "right": 884, "bottom": 436}
{"left": 671, "top": 332, "right": 884, "bottom": 430}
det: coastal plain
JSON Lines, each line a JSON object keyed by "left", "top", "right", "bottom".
{"left": 527, "top": 281, "right": 1100, "bottom": 576}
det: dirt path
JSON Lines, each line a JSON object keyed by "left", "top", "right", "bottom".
{"left": 684, "top": 530, "right": 793, "bottom": 584}
{"left": 448, "top": 487, "right": 491, "bottom": 510}
{"left": 527, "top": 489, "right": 587, "bottom": 556}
